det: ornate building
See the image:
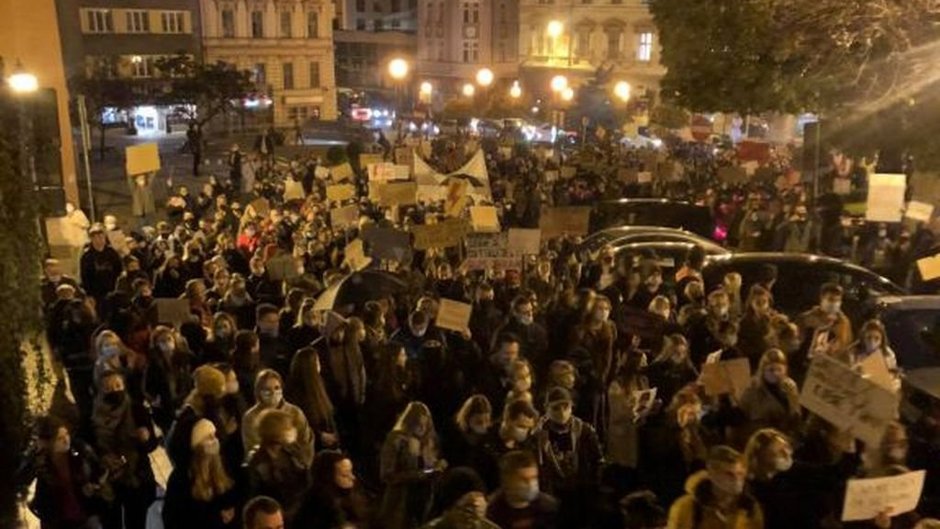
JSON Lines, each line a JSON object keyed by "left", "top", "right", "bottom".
{"left": 333, "top": 0, "right": 417, "bottom": 91}
{"left": 518, "top": 0, "right": 664, "bottom": 101}
{"left": 200, "top": 0, "right": 338, "bottom": 125}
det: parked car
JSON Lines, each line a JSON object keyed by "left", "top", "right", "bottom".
{"left": 702, "top": 253, "right": 906, "bottom": 323}
{"left": 581, "top": 226, "right": 721, "bottom": 257}
{"left": 615, "top": 241, "right": 731, "bottom": 283}
{"left": 590, "top": 199, "right": 715, "bottom": 239}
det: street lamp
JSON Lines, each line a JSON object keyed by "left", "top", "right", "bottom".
{"left": 388, "top": 58, "right": 409, "bottom": 80}
{"left": 476, "top": 68, "right": 494, "bottom": 88}
{"left": 420, "top": 81, "right": 433, "bottom": 97}
{"left": 614, "top": 81, "right": 631, "bottom": 103}
{"left": 7, "top": 65, "right": 38, "bottom": 93}
{"left": 550, "top": 75, "right": 568, "bottom": 94}
{"left": 509, "top": 81, "right": 522, "bottom": 99}
{"left": 561, "top": 87, "right": 574, "bottom": 102}
{"left": 547, "top": 20, "right": 564, "bottom": 39}
{"left": 462, "top": 83, "right": 476, "bottom": 98}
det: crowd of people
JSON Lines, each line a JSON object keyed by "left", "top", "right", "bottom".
{"left": 17, "top": 125, "right": 940, "bottom": 529}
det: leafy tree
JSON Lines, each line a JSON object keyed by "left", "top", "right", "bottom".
{"left": 649, "top": 103, "right": 691, "bottom": 133}
{"left": 70, "top": 63, "right": 136, "bottom": 160}
{"left": 650, "top": 0, "right": 940, "bottom": 114}
{"left": 155, "top": 54, "right": 254, "bottom": 130}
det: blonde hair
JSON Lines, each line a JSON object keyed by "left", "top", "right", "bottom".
{"left": 744, "top": 428, "right": 789, "bottom": 479}
{"left": 190, "top": 444, "right": 234, "bottom": 501}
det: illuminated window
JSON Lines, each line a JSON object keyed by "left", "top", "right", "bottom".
{"left": 637, "top": 32, "right": 653, "bottom": 62}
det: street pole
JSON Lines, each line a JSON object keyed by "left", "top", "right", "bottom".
{"left": 77, "top": 95, "right": 97, "bottom": 221}
{"left": 812, "top": 118, "right": 821, "bottom": 201}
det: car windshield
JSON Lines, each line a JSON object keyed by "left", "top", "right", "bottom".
{"left": 884, "top": 309, "right": 940, "bottom": 370}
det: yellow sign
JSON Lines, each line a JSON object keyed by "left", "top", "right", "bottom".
{"left": 126, "top": 143, "right": 161, "bottom": 176}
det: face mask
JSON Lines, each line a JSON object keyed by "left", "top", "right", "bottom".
{"left": 888, "top": 447, "right": 907, "bottom": 462}
{"left": 712, "top": 476, "right": 744, "bottom": 496}
{"left": 822, "top": 300, "right": 841, "bottom": 315}
{"left": 509, "top": 426, "right": 529, "bottom": 442}
{"left": 714, "top": 306, "right": 729, "bottom": 319}
{"left": 508, "top": 482, "right": 540, "bottom": 504}
{"left": 201, "top": 438, "right": 221, "bottom": 456}
{"left": 48, "top": 274, "right": 62, "bottom": 283}
{"left": 412, "top": 326, "right": 427, "bottom": 338}
{"left": 52, "top": 437, "right": 71, "bottom": 454}
{"left": 101, "top": 345, "right": 121, "bottom": 358}
{"left": 517, "top": 314, "right": 534, "bottom": 326}
{"left": 226, "top": 380, "right": 239, "bottom": 395}
{"left": 865, "top": 339, "right": 881, "bottom": 352}
{"left": 260, "top": 389, "right": 282, "bottom": 407}
{"left": 764, "top": 371, "right": 781, "bottom": 385}
{"left": 158, "top": 341, "right": 174, "bottom": 354}
{"left": 470, "top": 423, "right": 488, "bottom": 435}
{"left": 259, "top": 325, "right": 279, "bottom": 338}
{"left": 283, "top": 428, "right": 298, "bottom": 445}
{"left": 548, "top": 407, "right": 571, "bottom": 426}
{"left": 466, "top": 494, "right": 487, "bottom": 518}
{"left": 104, "top": 390, "right": 126, "bottom": 407}
{"left": 215, "top": 327, "right": 230, "bottom": 338}
{"left": 774, "top": 454, "right": 793, "bottom": 472}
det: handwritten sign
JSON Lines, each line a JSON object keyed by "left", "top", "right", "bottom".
{"left": 699, "top": 358, "right": 751, "bottom": 399}
{"left": 368, "top": 162, "right": 396, "bottom": 182}
{"left": 154, "top": 298, "right": 191, "bottom": 327}
{"left": 834, "top": 178, "right": 852, "bottom": 195}
{"left": 799, "top": 353, "right": 899, "bottom": 445}
{"left": 330, "top": 204, "right": 359, "bottom": 230}
{"left": 539, "top": 207, "right": 591, "bottom": 239}
{"left": 464, "top": 232, "right": 521, "bottom": 272}
{"left": 330, "top": 163, "right": 353, "bottom": 181}
{"left": 266, "top": 254, "right": 299, "bottom": 281}
{"left": 858, "top": 353, "right": 895, "bottom": 391}
{"left": 905, "top": 201, "right": 935, "bottom": 223}
{"left": 866, "top": 173, "right": 907, "bottom": 223}
{"left": 361, "top": 226, "right": 411, "bottom": 262}
{"left": 470, "top": 206, "right": 500, "bottom": 232}
{"left": 395, "top": 148, "right": 414, "bottom": 168}
{"left": 343, "top": 239, "right": 371, "bottom": 271}
{"left": 283, "top": 178, "right": 306, "bottom": 201}
{"left": 359, "top": 153, "right": 384, "bottom": 167}
{"left": 378, "top": 182, "right": 417, "bottom": 206}
{"left": 436, "top": 299, "right": 473, "bottom": 333}
{"left": 842, "top": 470, "right": 925, "bottom": 522}
{"left": 248, "top": 197, "right": 271, "bottom": 218}
{"left": 393, "top": 165, "right": 411, "bottom": 180}
{"left": 507, "top": 228, "right": 541, "bottom": 255}
{"left": 917, "top": 253, "right": 940, "bottom": 281}
{"left": 561, "top": 166, "right": 577, "bottom": 179}
{"left": 412, "top": 219, "right": 468, "bottom": 250}
{"left": 126, "top": 143, "right": 160, "bottom": 176}
{"left": 637, "top": 171, "right": 653, "bottom": 184}
{"left": 107, "top": 230, "right": 130, "bottom": 256}
{"left": 326, "top": 184, "right": 356, "bottom": 202}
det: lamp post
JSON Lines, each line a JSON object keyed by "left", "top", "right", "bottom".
{"left": 614, "top": 81, "right": 632, "bottom": 134}
{"left": 475, "top": 68, "right": 494, "bottom": 115}
{"left": 388, "top": 58, "right": 409, "bottom": 139}
{"left": 5, "top": 60, "right": 43, "bottom": 236}
{"left": 550, "top": 75, "right": 568, "bottom": 129}
{"left": 509, "top": 81, "right": 522, "bottom": 100}
{"left": 462, "top": 83, "right": 476, "bottom": 98}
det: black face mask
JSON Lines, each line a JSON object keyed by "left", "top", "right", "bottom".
{"left": 104, "top": 390, "right": 126, "bottom": 407}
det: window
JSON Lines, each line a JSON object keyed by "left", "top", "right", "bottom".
{"left": 356, "top": 18, "right": 366, "bottom": 30}
{"left": 86, "top": 9, "right": 113, "bottom": 33}
{"left": 374, "top": 19, "right": 383, "bottom": 30}
{"left": 280, "top": 11, "right": 292, "bottom": 37}
{"left": 309, "top": 61, "right": 320, "bottom": 88}
{"left": 251, "top": 10, "right": 264, "bottom": 37}
{"left": 161, "top": 11, "right": 186, "bottom": 33}
{"left": 637, "top": 32, "right": 653, "bottom": 62}
{"left": 126, "top": 10, "right": 149, "bottom": 33}
{"left": 462, "top": 41, "right": 479, "bottom": 62}
{"left": 356, "top": 0, "right": 365, "bottom": 12}
{"left": 606, "top": 29, "right": 622, "bottom": 60}
{"left": 283, "top": 62, "right": 294, "bottom": 89}
{"left": 307, "top": 11, "right": 318, "bottom": 38}
{"left": 391, "top": 0, "right": 401, "bottom": 11}
{"left": 287, "top": 106, "right": 309, "bottom": 122}
{"left": 391, "top": 19, "right": 400, "bottom": 28}
{"left": 576, "top": 29, "right": 591, "bottom": 57}
{"left": 253, "top": 63, "right": 267, "bottom": 85}
{"left": 130, "top": 56, "right": 155, "bottom": 78}
{"left": 221, "top": 10, "right": 235, "bottom": 37}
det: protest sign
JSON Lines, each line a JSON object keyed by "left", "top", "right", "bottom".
{"left": 343, "top": 239, "right": 372, "bottom": 271}
{"left": 858, "top": 353, "right": 896, "bottom": 391}
{"left": 917, "top": 253, "right": 940, "bottom": 281}
{"left": 359, "top": 153, "right": 384, "bottom": 167}
{"left": 507, "top": 228, "right": 541, "bottom": 255}
{"left": 436, "top": 299, "right": 473, "bottom": 333}
{"left": 362, "top": 226, "right": 411, "bottom": 262}
{"left": 393, "top": 165, "right": 411, "bottom": 180}
{"left": 378, "top": 182, "right": 418, "bottom": 206}
{"left": 561, "top": 166, "right": 577, "bottom": 179}
{"left": 464, "top": 232, "right": 521, "bottom": 272}
{"left": 126, "top": 143, "right": 160, "bottom": 176}
{"left": 841, "top": 470, "right": 925, "bottom": 522}
{"left": 717, "top": 166, "right": 748, "bottom": 184}
{"left": 248, "top": 197, "right": 271, "bottom": 218}
{"left": 107, "top": 230, "right": 130, "bottom": 256}
{"left": 632, "top": 388, "right": 658, "bottom": 423}
{"left": 833, "top": 178, "right": 852, "bottom": 195}
{"left": 637, "top": 171, "right": 653, "bottom": 184}
{"left": 905, "top": 201, "right": 935, "bottom": 223}
{"left": 742, "top": 161, "right": 759, "bottom": 176}
{"left": 283, "top": 179, "right": 306, "bottom": 201}
{"left": 266, "top": 254, "right": 300, "bottom": 281}
{"left": 45, "top": 217, "right": 83, "bottom": 247}
{"left": 395, "top": 148, "right": 414, "bottom": 168}
{"left": 412, "top": 219, "right": 468, "bottom": 250}
{"left": 314, "top": 165, "right": 330, "bottom": 179}
{"left": 699, "top": 358, "right": 751, "bottom": 399}
{"left": 444, "top": 179, "right": 469, "bottom": 217}
{"left": 544, "top": 170, "right": 559, "bottom": 183}
{"left": 539, "top": 207, "right": 591, "bottom": 239}
{"left": 799, "top": 353, "right": 899, "bottom": 445}
{"left": 330, "top": 204, "right": 359, "bottom": 230}
{"left": 470, "top": 206, "right": 500, "bottom": 232}
{"left": 417, "top": 184, "right": 447, "bottom": 202}
{"left": 368, "top": 162, "right": 396, "bottom": 182}
{"left": 154, "top": 298, "right": 191, "bottom": 327}
{"left": 326, "top": 184, "right": 356, "bottom": 203}
{"left": 866, "top": 173, "right": 907, "bottom": 222}
{"left": 498, "top": 146, "right": 512, "bottom": 159}
{"left": 419, "top": 141, "right": 432, "bottom": 158}
{"left": 330, "top": 163, "right": 353, "bottom": 181}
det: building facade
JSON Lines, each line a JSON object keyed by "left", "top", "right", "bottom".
{"left": 339, "top": 0, "right": 417, "bottom": 31}
{"left": 518, "top": 0, "right": 664, "bottom": 101}
{"left": 200, "top": 0, "right": 338, "bottom": 125}
{"left": 55, "top": 0, "right": 203, "bottom": 135}
{"left": 416, "top": 0, "right": 519, "bottom": 93}
{"left": 332, "top": 0, "right": 417, "bottom": 93}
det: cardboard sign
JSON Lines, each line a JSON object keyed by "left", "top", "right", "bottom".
{"left": 326, "top": 184, "right": 356, "bottom": 203}
{"left": 330, "top": 163, "right": 353, "bottom": 181}
{"left": 632, "top": 388, "right": 658, "bottom": 423}
{"left": 498, "top": 146, "right": 512, "bottom": 159}
{"left": 412, "top": 219, "right": 468, "bottom": 250}
{"left": 283, "top": 178, "right": 306, "bottom": 201}
{"left": 266, "top": 254, "right": 300, "bottom": 281}
{"left": 544, "top": 170, "right": 559, "bottom": 183}
{"left": 362, "top": 226, "right": 411, "bottom": 262}
{"left": 561, "top": 166, "right": 577, "bottom": 179}
{"left": 395, "top": 148, "right": 414, "bottom": 168}
{"left": 154, "top": 298, "right": 191, "bottom": 327}
{"left": 905, "top": 201, "right": 935, "bottom": 223}
{"left": 45, "top": 217, "right": 83, "bottom": 247}
{"left": 464, "top": 232, "right": 521, "bottom": 272}
{"left": 842, "top": 470, "right": 925, "bottom": 522}
{"left": 417, "top": 184, "right": 447, "bottom": 203}
{"left": 330, "top": 204, "right": 360, "bottom": 230}
{"left": 470, "top": 206, "right": 500, "bottom": 232}
{"left": 249, "top": 197, "right": 271, "bottom": 218}
{"left": 717, "top": 166, "right": 748, "bottom": 184}
{"left": 799, "top": 353, "right": 899, "bottom": 445}
{"left": 359, "top": 153, "right": 384, "bottom": 167}
{"left": 314, "top": 165, "right": 330, "bottom": 179}
{"left": 699, "top": 358, "right": 751, "bottom": 398}
{"left": 368, "top": 162, "right": 397, "bottom": 182}
{"left": 444, "top": 179, "right": 469, "bottom": 218}
{"left": 126, "top": 143, "right": 160, "bottom": 176}
{"left": 343, "top": 239, "right": 372, "bottom": 271}
{"left": 436, "top": 298, "right": 473, "bottom": 333}
{"left": 866, "top": 173, "right": 907, "bottom": 223}
{"left": 393, "top": 165, "right": 411, "bottom": 180}
{"left": 917, "top": 253, "right": 940, "bottom": 281}
{"left": 378, "top": 182, "right": 418, "bottom": 206}
{"left": 637, "top": 171, "right": 653, "bottom": 184}
{"left": 539, "top": 207, "right": 591, "bottom": 239}
{"left": 858, "top": 353, "right": 896, "bottom": 391}
{"left": 833, "top": 178, "right": 852, "bottom": 195}
{"left": 507, "top": 228, "right": 541, "bottom": 255}
{"left": 106, "top": 230, "right": 130, "bottom": 256}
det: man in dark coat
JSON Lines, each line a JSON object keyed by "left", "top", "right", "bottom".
{"left": 80, "top": 224, "right": 124, "bottom": 310}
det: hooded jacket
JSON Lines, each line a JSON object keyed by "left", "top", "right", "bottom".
{"left": 666, "top": 471, "right": 763, "bottom": 529}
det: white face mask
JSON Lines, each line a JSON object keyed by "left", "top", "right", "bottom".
{"left": 865, "top": 339, "right": 881, "bottom": 352}
{"left": 260, "top": 389, "right": 282, "bottom": 407}
{"left": 548, "top": 407, "right": 571, "bottom": 426}
{"left": 517, "top": 314, "right": 534, "bottom": 326}
{"left": 774, "top": 454, "right": 793, "bottom": 472}
{"left": 283, "top": 428, "right": 298, "bottom": 445}
{"left": 470, "top": 423, "right": 488, "bottom": 435}
{"left": 594, "top": 309, "right": 610, "bottom": 322}
{"left": 101, "top": 345, "right": 121, "bottom": 358}
{"left": 509, "top": 426, "right": 529, "bottom": 442}
{"left": 822, "top": 300, "right": 841, "bottom": 315}
{"left": 158, "top": 341, "right": 174, "bottom": 354}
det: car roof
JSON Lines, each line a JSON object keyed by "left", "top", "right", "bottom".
{"left": 704, "top": 252, "right": 905, "bottom": 291}
{"left": 614, "top": 241, "right": 730, "bottom": 255}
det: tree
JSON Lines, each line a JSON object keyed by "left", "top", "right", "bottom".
{"left": 155, "top": 54, "right": 254, "bottom": 130}
{"left": 650, "top": 0, "right": 940, "bottom": 114}
{"left": 70, "top": 65, "right": 136, "bottom": 160}
{"left": 649, "top": 103, "right": 691, "bottom": 134}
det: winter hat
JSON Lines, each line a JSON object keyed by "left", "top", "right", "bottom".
{"left": 545, "top": 386, "right": 572, "bottom": 407}
{"left": 436, "top": 467, "right": 486, "bottom": 512}
{"left": 190, "top": 419, "right": 216, "bottom": 449}
{"left": 193, "top": 365, "right": 226, "bottom": 399}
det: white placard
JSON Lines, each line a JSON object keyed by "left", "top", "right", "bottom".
{"left": 841, "top": 470, "right": 925, "bottom": 521}
{"left": 866, "top": 173, "right": 906, "bottom": 222}
{"left": 905, "top": 201, "right": 935, "bottom": 223}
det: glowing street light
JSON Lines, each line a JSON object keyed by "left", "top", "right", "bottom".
{"left": 420, "top": 81, "right": 433, "bottom": 96}
{"left": 614, "top": 81, "right": 631, "bottom": 103}
{"left": 7, "top": 63, "right": 38, "bottom": 94}
{"left": 476, "top": 68, "right": 494, "bottom": 87}
{"left": 550, "top": 75, "right": 568, "bottom": 93}
{"left": 547, "top": 20, "right": 564, "bottom": 39}
{"left": 509, "top": 81, "right": 522, "bottom": 99}
{"left": 388, "top": 58, "right": 409, "bottom": 80}
{"left": 462, "top": 83, "right": 476, "bottom": 97}
{"left": 561, "top": 87, "right": 575, "bottom": 102}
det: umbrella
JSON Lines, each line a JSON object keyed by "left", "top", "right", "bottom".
{"left": 313, "top": 270, "right": 407, "bottom": 313}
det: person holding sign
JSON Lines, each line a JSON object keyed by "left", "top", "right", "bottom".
{"left": 794, "top": 283, "right": 854, "bottom": 384}
{"left": 737, "top": 350, "right": 801, "bottom": 440}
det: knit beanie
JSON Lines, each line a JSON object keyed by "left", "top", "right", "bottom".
{"left": 545, "top": 386, "right": 572, "bottom": 407}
